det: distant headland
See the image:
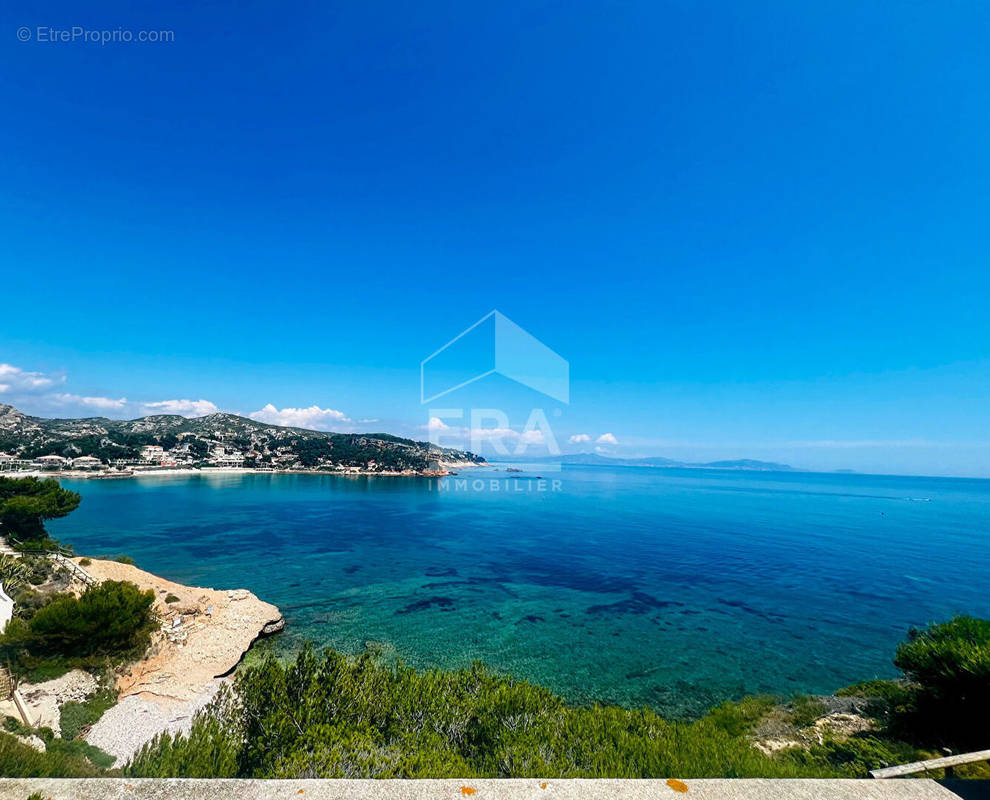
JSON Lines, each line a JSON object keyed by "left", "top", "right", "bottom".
{"left": 0, "top": 404, "right": 484, "bottom": 477}
{"left": 515, "top": 452, "right": 796, "bottom": 471}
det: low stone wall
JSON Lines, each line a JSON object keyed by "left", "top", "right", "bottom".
{"left": 0, "top": 779, "right": 970, "bottom": 800}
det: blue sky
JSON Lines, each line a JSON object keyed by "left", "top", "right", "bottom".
{"left": 1, "top": 1, "right": 989, "bottom": 476}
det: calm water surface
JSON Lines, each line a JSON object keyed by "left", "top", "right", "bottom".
{"left": 51, "top": 467, "right": 990, "bottom": 717}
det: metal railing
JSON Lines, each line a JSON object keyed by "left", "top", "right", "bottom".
{"left": 871, "top": 748, "right": 990, "bottom": 779}
{"left": 4, "top": 537, "right": 98, "bottom": 586}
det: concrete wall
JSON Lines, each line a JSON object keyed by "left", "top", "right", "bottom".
{"left": 0, "top": 778, "right": 971, "bottom": 800}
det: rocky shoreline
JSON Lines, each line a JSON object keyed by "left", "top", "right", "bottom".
{"left": 15, "top": 557, "right": 284, "bottom": 765}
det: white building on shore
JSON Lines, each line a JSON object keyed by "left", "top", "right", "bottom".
{"left": 0, "top": 453, "right": 31, "bottom": 472}
{"left": 71, "top": 456, "right": 105, "bottom": 470}
{"left": 140, "top": 445, "right": 166, "bottom": 462}
{"left": 210, "top": 447, "right": 245, "bottom": 468}
{"left": 33, "top": 455, "right": 70, "bottom": 470}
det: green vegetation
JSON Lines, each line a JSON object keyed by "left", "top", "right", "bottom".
{"left": 893, "top": 615, "right": 990, "bottom": 749}
{"left": 0, "top": 403, "right": 483, "bottom": 473}
{"left": 788, "top": 695, "right": 826, "bottom": 728}
{"left": 128, "top": 647, "right": 843, "bottom": 779}
{"left": 60, "top": 688, "right": 118, "bottom": 741}
{"left": 112, "top": 555, "right": 136, "bottom": 565}
{"left": 785, "top": 735, "right": 918, "bottom": 775}
{"left": 0, "top": 580, "right": 156, "bottom": 674}
{"left": 0, "top": 554, "right": 31, "bottom": 594}
{"left": 0, "top": 713, "right": 115, "bottom": 774}
{"left": 0, "top": 731, "right": 103, "bottom": 777}
{"left": 707, "top": 695, "right": 775, "bottom": 737}
{"left": 79, "top": 558, "right": 92, "bottom": 567}
{"left": 164, "top": 593, "right": 180, "bottom": 604}
{"left": 127, "top": 616, "right": 990, "bottom": 780}
{"left": 38, "top": 726, "right": 115, "bottom": 770}
{"left": 0, "top": 477, "right": 80, "bottom": 550}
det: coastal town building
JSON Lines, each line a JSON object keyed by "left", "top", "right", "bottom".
{"left": 0, "top": 453, "right": 31, "bottom": 471}
{"left": 71, "top": 456, "right": 105, "bottom": 470}
{"left": 210, "top": 447, "right": 245, "bottom": 467}
{"left": 33, "top": 455, "right": 69, "bottom": 469}
{"left": 140, "top": 445, "right": 166, "bottom": 462}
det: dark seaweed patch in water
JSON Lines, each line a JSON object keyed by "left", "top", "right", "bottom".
{"left": 424, "top": 566, "right": 458, "bottom": 577}
{"left": 516, "top": 615, "right": 545, "bottom": 624}
{"left": 419, "top": 578, "right": 519, "bottom": 598}
{"left": 626, "top": 664, "right": 664, "bottom": 680}
{"left": 343, "top": 564, "right": 362, "bottom": 574}
{"left": 717, "top": 598, "right": 787, "bottom": 623}
{"left": 395, "top": 596, "right": 455, "bottom": 615}
{"left": 587, "top": 592, "right": 683, "bottom": 616}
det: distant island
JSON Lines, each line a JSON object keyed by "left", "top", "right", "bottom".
{"left": 0, "top": 404, "right": 484, "bottom": 476}
{"left": 514, "top": 453, "right": 796, "bottom": 471}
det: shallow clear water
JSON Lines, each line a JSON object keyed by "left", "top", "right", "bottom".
{"left": 51, "top": 467, "right": 990, "bottom": 717}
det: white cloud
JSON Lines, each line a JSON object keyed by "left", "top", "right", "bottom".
{"left": 470, "top": 427, "right": 519, "bottom": 441}
{"left": 596, "top": 433, "right": 618, "bottom": 445}
{"left": 424, "top": 416, "right": 454, "bottom": 431}
{"left": 249, "top": 403, "right": 351, "bottom": 430}
{"left": 518, "top": 429, "right": 545, "bottom": 445}
{"left": 569, "top": 433, "right": 591, "bottom": 444}
{"left": 53, "top": 393, "right": 128, "bottom": 411}
{"left": 0, "top": 363, "right": 63, "bottom": 394}
{"left": 143, "top": 399, "right": 220, "bottom": 417}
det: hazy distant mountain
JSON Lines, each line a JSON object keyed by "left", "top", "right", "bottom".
{"left": 0, "top": 404, "right": 483, "bottom": 472}
{"left": 699, "top": 459, "right": 794, "bottom": 471}
{"left": 521, "top": 453, "right": 683, "bottom": 468}
{"left": 513, "top": 452, "right": 795, "bottom": 471}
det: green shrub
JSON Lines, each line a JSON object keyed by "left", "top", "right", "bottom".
{"left": 60, "top": 689, "right": 118, "bottom": 740}
{"left": 789, "top": 695, "right": 827, "bottom": 728}
{"left": 894, "top": 615, "right": 990, "bottom": 748}
{"left": 12, "top": 587, "right": 52, "bottom": 623}
{"left": 21, "top": 661, "right": 71, "bottom": 684}
{"left": 79, "top": 558, "right": 92, "bottom": 567}
{"left": 836, "top": 679, "right": 915, "bottom": 724}
{"left": 46, "top": 736, "right": 116, "bottom": 769}
{"left": 0, "top": 580, "right": 156, "bottom": 672}
{"left": 0, "top": 477, "right": 80, "bottom": 549}
{"left": 128, "top": 647, "right": 843, "bottom": 779}
{"left": 0, "top": 555, "right": 31, "bottom": 595}
{"left": 707, "top": 695, "right": 775, "bottom": 737}
{"left": 165, "top": 593, "right": 180, "bottom": 604}
{"left": 2, "top": 716, "right": 26, "bottom": 734}
{"left": 20, "top": 556, "right": 55, "bottom": 587}
{"left": 836, "top": 679, "right": 910, "bottom": 704}
{"left": 113, "top": 555, "right": 135, "bottom": 565}
{"left": 0, "top": 731, "right": 101, "bottom": 777}
{"left": 783, "top": 735, "right": 919, "bottom": 777}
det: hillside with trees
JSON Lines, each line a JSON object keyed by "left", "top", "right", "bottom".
{"left": 0, "top": 404, "right": 483, "bottom": 473}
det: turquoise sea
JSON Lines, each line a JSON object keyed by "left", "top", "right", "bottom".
{"left": 51, "top": 467, "right": 990, "bottom": 717}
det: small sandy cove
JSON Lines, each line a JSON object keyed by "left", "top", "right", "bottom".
{"left": 65, "top": 558, "right": 283, "bottom": 763}
{"left": 76, "top": 557, "right": 282, "bottom": 703}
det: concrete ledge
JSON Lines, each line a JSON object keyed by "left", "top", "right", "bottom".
{"left": 0, "top": 778, "right": 971, "bottom": 800}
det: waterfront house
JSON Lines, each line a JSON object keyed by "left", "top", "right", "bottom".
{"left": 0, "top": 453, "right": 31, "bottom": 472}
{"left": 71, "top": 456, "right": 105, "bottom": 470}
{"left": 210, "top": 447, "right": 246, "bottom": 468}
{"left": 33, "top": 455, "right": 69, "bottom": 470}
{"left": 140, "top": 445, "right": 166, "bottom": 462}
